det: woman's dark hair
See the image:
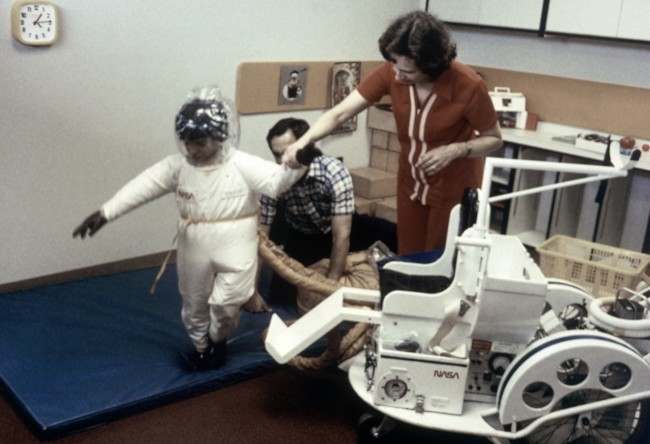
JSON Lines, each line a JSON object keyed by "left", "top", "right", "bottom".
{"left": 379, "top": 11, "right": 457, "bottom": 80}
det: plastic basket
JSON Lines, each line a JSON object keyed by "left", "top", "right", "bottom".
{"left": 536, "top": 235, "right": 650, "bottom": 297}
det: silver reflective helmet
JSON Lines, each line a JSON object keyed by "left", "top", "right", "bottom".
{"left": 175, "top": 86, "right": 240, "bottom": 163}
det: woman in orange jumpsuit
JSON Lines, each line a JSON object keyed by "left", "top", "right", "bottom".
{"left": 283, "top": 11, "right": 502, "bottom": 254}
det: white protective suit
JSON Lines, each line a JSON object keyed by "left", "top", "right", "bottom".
{"left": 102, "top": 151, "right": 304, "bottom": 351}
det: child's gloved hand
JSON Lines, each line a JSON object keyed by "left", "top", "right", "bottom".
{"left": 73, "top": 210, "right": 107, "bottom": 239}
{"left": 295, "top": 143, "right": 321, "bottom": 166}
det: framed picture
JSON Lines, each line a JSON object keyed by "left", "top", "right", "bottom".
{"left": 278, "top": 65, "right": 308, "bottom": 105}
{"left": 330, "top": 61, "right": 360, "bottom": 134}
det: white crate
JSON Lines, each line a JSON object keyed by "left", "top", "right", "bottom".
{"left": 489, "top": 87, "right": 526, "bottom": 112}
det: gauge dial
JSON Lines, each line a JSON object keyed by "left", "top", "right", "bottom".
{"left": 489, "top": 353, "right": 514, "bottom": 376}
{"left": 383, "top": 377, "right": 408, "bottom": 400}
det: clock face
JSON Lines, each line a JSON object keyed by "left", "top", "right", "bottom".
{"left": 13, "top": 2, "right": 58, "bottom": 46}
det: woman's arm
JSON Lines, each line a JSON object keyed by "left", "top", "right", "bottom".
{"left": 415, "top": 122, "right": 503, "bottom": 176}
{"left": 282, "top": 90, "right": 371, "bottom": 167}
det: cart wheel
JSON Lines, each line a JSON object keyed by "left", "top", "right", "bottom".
{"left": 357, "top": 412, "right": 396, "bottom": 443}
{"left": 513, "top": 394, "right": 650, "bottom": 444}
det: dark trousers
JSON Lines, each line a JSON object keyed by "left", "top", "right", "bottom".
{"left": 266, "top": 206, "right": 396, "bottom": 306}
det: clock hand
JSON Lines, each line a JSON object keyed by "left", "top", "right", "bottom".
{"left": 33, "top": 13, "right": 43, "bottom": 26}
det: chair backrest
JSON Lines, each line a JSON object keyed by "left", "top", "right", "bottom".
{"left": 377, "top": 188, "right": 480, "bottom": 307}
{"left": 459, "top": 188, "right": 479, "bottom": 236}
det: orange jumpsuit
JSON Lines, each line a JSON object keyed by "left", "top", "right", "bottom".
{"left": 357, "top": 61, "right": 498, "bottom": 254}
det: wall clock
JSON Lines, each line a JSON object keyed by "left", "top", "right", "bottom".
{"left": 11, "top": 1, "right": 59, "bottom": 46}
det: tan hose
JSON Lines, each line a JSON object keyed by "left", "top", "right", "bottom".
{"left": 258, "top": 231, "right": 340, "bottom": 296}
{"left": 258, "top": 231, "right": 380, "bottom": 371}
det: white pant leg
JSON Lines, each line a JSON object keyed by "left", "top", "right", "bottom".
{"left": 207, "top": 262, "right": 257, "bottom": 342}
{"left": 207, "top": 218, "right": 258, "bottom": 342}
{"left": 176, "top": 234, "right": 215, "bottom": 352}
{"left": 177, "top": 218, "right": 258, "bottom": 349}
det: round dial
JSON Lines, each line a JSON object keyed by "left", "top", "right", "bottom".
{"left": 383, "top": 377, "right": 408, "bottom": 401}
{"left": 12, "top": 1, "right": 59, "bottom": 46}
{"left": 489, "top": 353, "right": 513, "bottom": 376}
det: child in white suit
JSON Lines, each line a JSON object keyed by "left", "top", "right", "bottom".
{"left": 73, "top": 86, "right": 306, "bottom": 370}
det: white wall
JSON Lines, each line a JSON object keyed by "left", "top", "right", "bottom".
{"left": 3, "top": 1, "right": 650, "bottom": 285}
{"left": 0, "top": 0, "right": 420, "bottom": 285}
{"left": 449, "top": 27, "right": 650, "bottom": 89}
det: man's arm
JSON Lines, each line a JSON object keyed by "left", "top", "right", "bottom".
{"left": 255, "top": 195, "right": 276, "bottom": 294}
{"left": 326, "top": 214, "right": 352, "bottom": 281}
{"left": 259, "top": 223, "right": 271, "bottom": 237}
{"left": 254, "top": 223, "right": 271, "bottom": 292}
{"left": 255, "top": 198, "right": 274, "bottom": 291}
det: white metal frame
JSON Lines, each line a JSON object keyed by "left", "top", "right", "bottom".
{"left": 264, "top": 141, "right": 648, "bottom": 441}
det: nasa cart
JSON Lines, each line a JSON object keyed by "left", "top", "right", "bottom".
{"left": 265, "top": 140, "right": 650, "bottom": 444}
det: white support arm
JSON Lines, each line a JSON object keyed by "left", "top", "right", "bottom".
{"left": 476, "top": 140, "right": 638, "bottom": 234}
{"left": 265, "top": 288, "right": 381, "bottom": 364}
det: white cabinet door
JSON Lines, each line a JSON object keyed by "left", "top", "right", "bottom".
{"left": 546, "top": 0, "right": 623, "bottom": 38}
{"left": 429, "top": 0, "right": 481, "bottom": 24}
{"left": 618, "top": 0, "right": 650, "bottom": 41}
{"left": 478, "top": 0, "right": 545, "bottom": 30}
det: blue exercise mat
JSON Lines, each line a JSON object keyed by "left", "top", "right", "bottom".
{"left": 0, "top": 248, "right": 441, "bottom": 439}
{"left": 0, "top": 267, "right": 298, "bottom": 439}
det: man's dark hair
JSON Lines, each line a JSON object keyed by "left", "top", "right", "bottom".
{"left": 266, "top": 117, "right": 310, "bottom": 149}
{"left": 266, "top": 117, "right": 323, "bottom": 163}
{"left": 378, "top": 11, "right": 457, "bottom": 80}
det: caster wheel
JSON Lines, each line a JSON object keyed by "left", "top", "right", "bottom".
{"left": 357, "top": 412, "right": 396, "bottom": 443}
{"left": 357, "top": 413, "right": 382, "bottom": 443}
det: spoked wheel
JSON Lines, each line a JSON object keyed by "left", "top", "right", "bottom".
{"left": 514, "top": 390, "right": 650, "bottom": 444}
{"left": 499, "top": 331, "right": 650, "bottom": 444}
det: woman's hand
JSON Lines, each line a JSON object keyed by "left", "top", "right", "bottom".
{"left": 415, "top": 142, "right": 467, "bottom": 176}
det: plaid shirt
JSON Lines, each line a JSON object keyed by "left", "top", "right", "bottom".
{"left": 260, "top": 155, "right": 354, "bottom": 235}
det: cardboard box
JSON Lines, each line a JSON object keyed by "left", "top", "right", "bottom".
{"left": 367, "top": 105, "right": 397, "bottom": 133}
{"left": 521, "top": 112, "right": 539, "bottom": 130}
{"left": 370, "top": 147, "right": 389, "bottom": 170}
{"left": 350, "top": 167, "right": 397, "bottom": 199}
{"left": 386, "top": 151, "right": 400, "bottom": 174}
{"left": 387, "top": 133, "right": 401, "bottom": 152}
{"left": 375, "top": 197, "right": 397, "bottom": 223}
{"left": 371, "top": 129, "right": 389, "bottom": 149}
{"left": 354, "top": 196, "right": 375, "bottom": 216}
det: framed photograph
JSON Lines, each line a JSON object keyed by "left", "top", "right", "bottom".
{"left": 330, "top": 61, "right": 361, "bottom": 134}
{"left": 278, "top": 65, "right": 308, "bottom": 105}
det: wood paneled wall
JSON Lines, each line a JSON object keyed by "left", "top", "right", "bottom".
{"left": 236, "top": 60, "right": 650, "bottom": 139}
